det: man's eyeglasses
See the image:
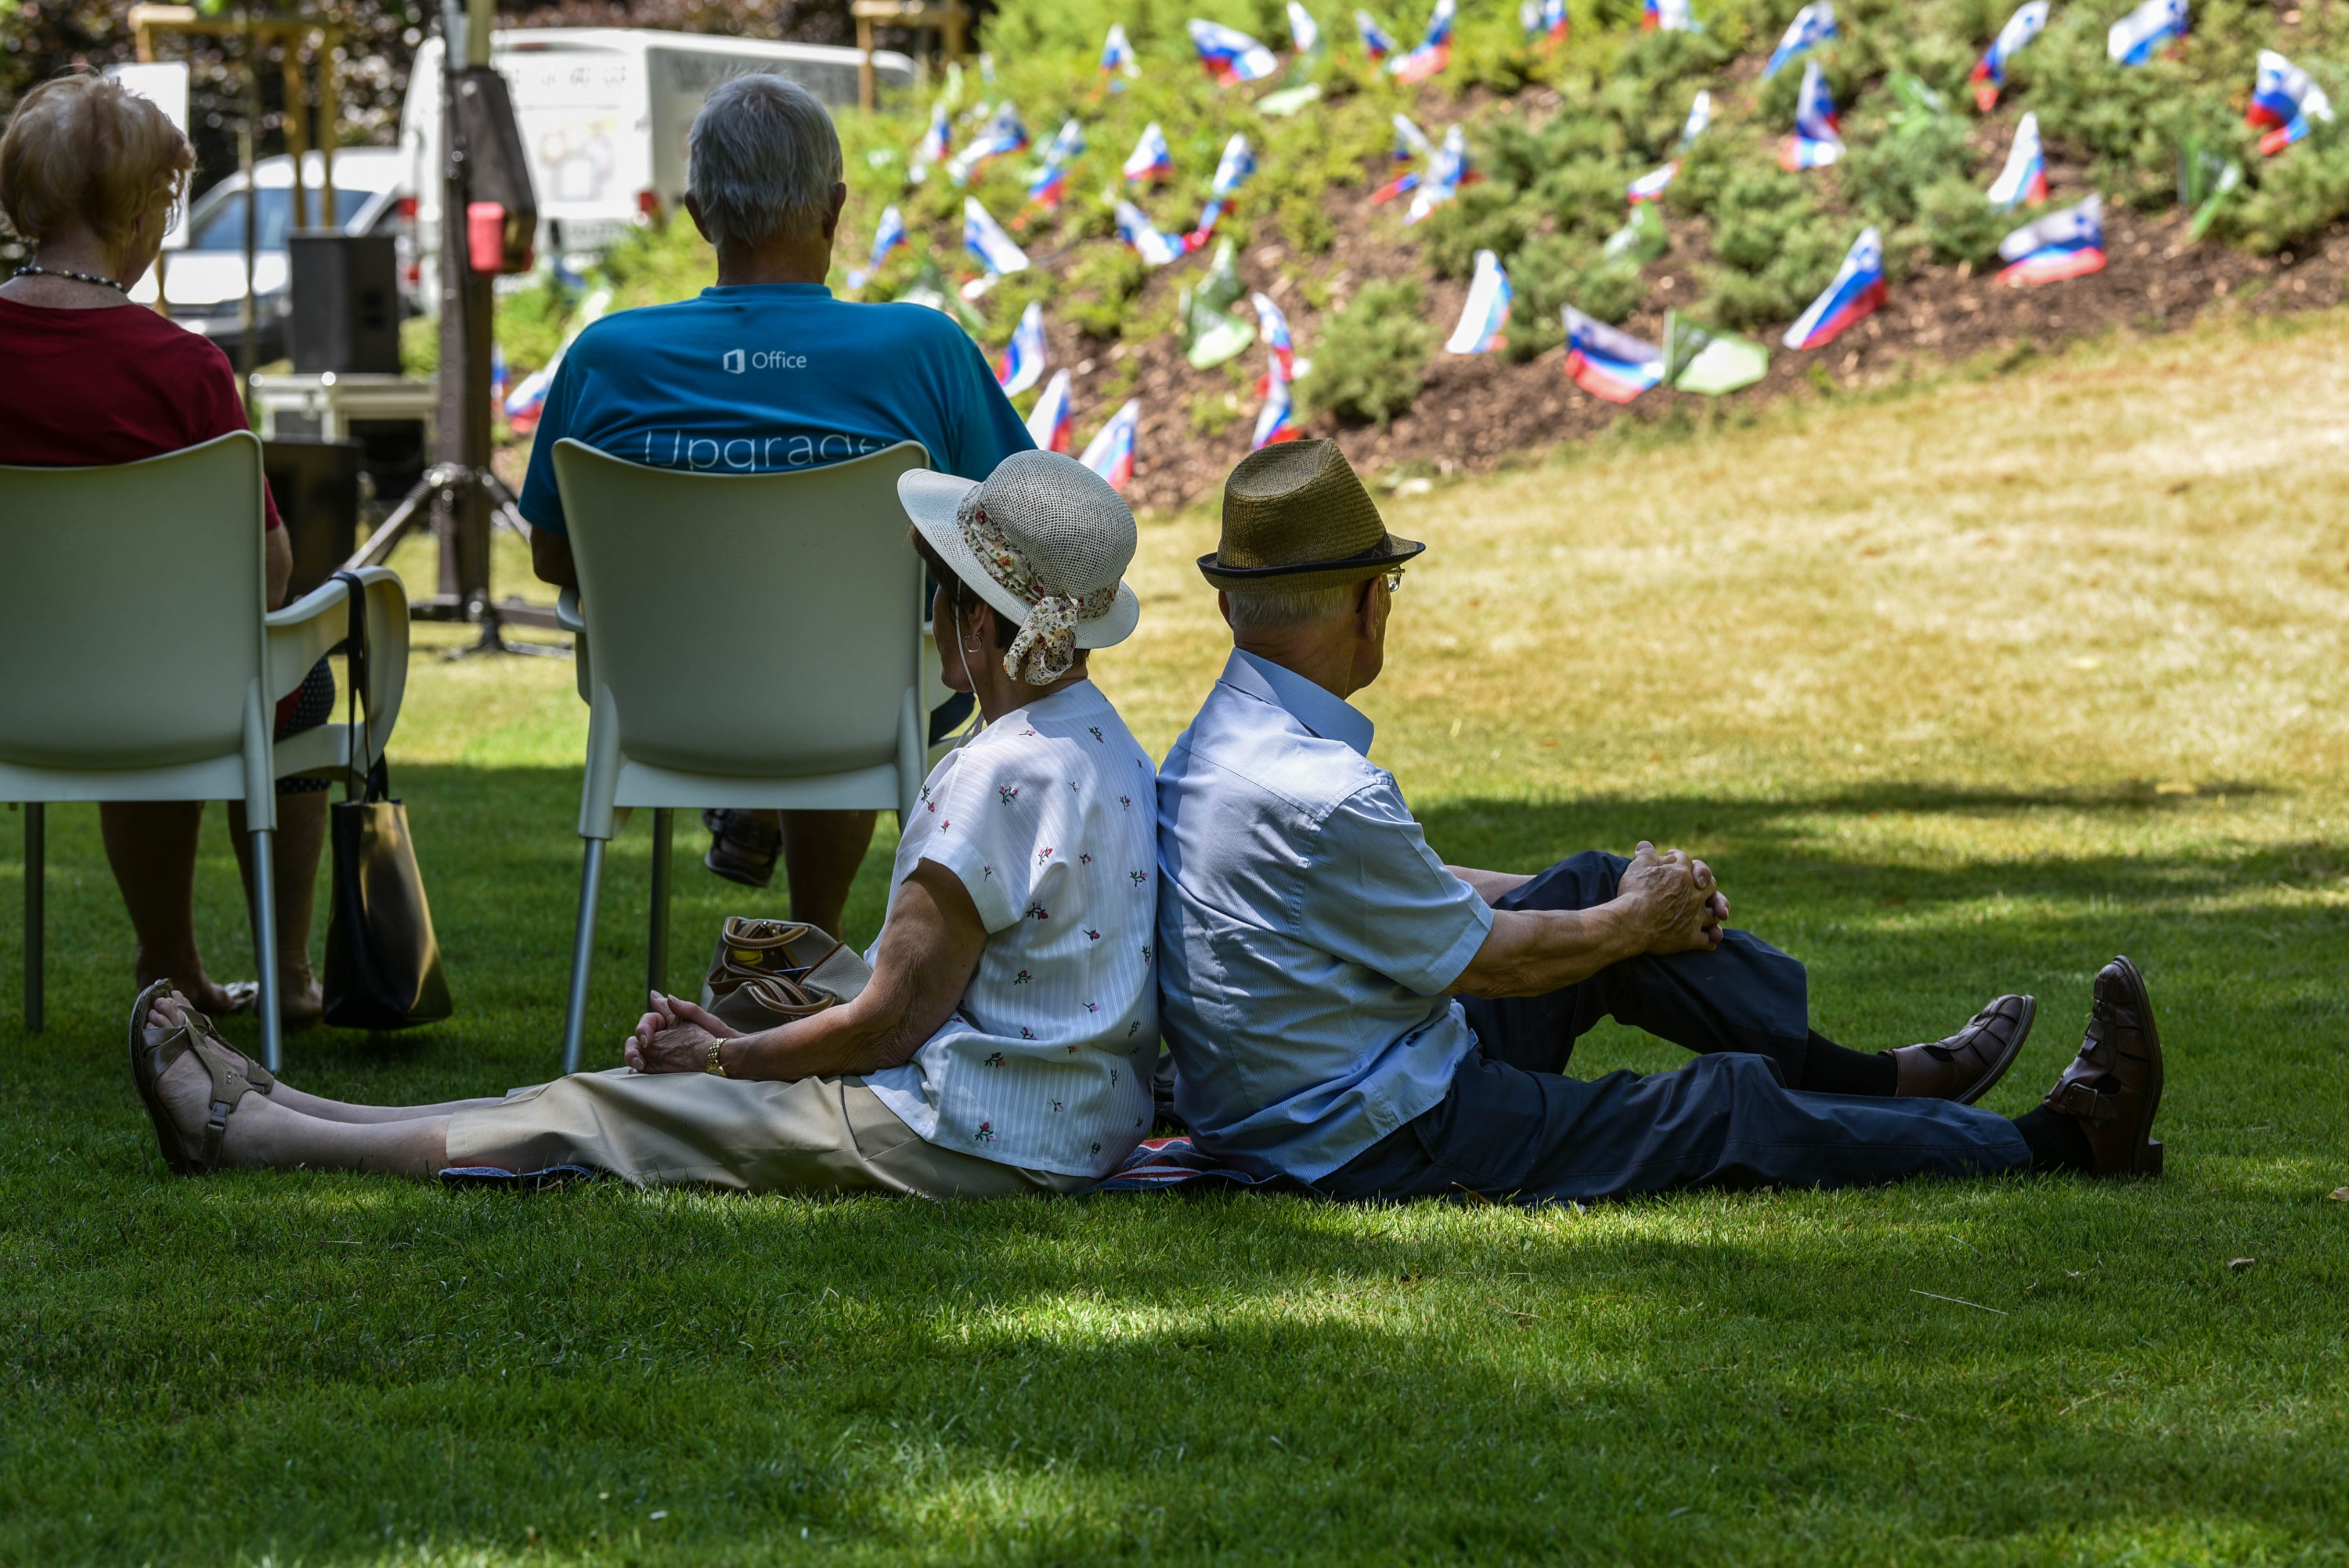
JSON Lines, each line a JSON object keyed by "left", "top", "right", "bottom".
{"left": 1382, "top": 568, "right": 1406, "bottom": 593}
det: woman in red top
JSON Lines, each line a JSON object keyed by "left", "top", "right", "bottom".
{"left": 0, "top": 74, "right": 333, "bottom": 1026}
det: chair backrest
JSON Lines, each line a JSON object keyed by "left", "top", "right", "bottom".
{"left": 0, "top": 433, "right": 269, "bottom": 771}
{"left": 551, "top": 438, "right": 931, "bottom": 780}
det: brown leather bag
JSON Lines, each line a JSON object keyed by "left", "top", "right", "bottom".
{"left": 699, "top": 917, "right": 873, "bottom": 1033}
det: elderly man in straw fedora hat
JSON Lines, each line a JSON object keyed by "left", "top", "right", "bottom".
{"left": 128, "top": 454, "right": 1171, "bottom": 1197}
{"left": 1153, "top": 440, "right": 2167, "bottom": 1202}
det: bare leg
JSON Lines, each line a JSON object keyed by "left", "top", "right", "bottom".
{"left": 229, "top": 791, "right": 330, "bottom": 1027}
{"left": 145, "top": 991, "right": 508, "bottom": 1123}
{"left": 100, "top": 801, "right": 246, "bottom": 1015}
{"left": 153, "top": 1044, "right": 456, "bottom": 1175}
{"left": 779, "top": 808, "right": 878, "bottom": 936}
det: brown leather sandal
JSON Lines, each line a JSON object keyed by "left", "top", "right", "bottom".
{"left": 2040, "top": 955, "right": 2164, "bottom": 1178}
{"left": 126, "top": 979, "right": 276, "bottom": 1175}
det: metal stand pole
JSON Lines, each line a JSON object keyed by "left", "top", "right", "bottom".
{"left": 647, "top": 808, "right": 673, "bottom": 1004}
{"left": 249, "top": 827, "right": 283, "bottom": 1072}
{"left": 560, "top": 837, "right": 606, "bottom": 1074}
{"left": 23, "top": 804, "right": 42, "bottom": 1035}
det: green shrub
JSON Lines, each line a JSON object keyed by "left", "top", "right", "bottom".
{"left": 1066, "top": 244, "right": 1151, "bottom": 339}
{"left": 1915, "top": 176, "right": 2007, "bottom": 265}
{"left": 1840, "top": 109, "right": 1972, "bottom": 228}
{"left": 1420, "top": 183, "right": 1537, "bottom": 279}
{"left": 2224, "top": 135, "right": 2349, "bottom": 254}
{"left": 1299, "top": 278, "right": 1435, "bottom": 424}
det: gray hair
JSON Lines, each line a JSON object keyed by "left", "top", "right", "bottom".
{"left": 1223, "top": 582, "right": 1360, "bottom": 636}
{"left": 687, "top": 74, "right": 844, "bottom": 249}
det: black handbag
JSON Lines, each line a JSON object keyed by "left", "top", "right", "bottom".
{"left": 321, "top": 571, "right": 453, "bottom": 1030}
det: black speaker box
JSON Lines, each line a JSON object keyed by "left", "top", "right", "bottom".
{"left": 262, "top": 438, "right": 361, "bottom": 600}
{"left": 287, "top": 232, "right": 401, "bottom": 374}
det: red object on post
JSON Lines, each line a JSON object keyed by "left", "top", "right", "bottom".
{"left": 467, "top": 200, "right": 534, "bottom": 275}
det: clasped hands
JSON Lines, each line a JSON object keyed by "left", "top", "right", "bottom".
{"left": 1619, "top": 839, "right": 1730, "bottom": 954}
{"left": 624, "top": 991, "right": 742, "bottom": 1074}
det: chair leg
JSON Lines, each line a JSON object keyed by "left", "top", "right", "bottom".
{"left": 648, "top": 808, "right": 673, "bottom": 1004}
{"left": 248, "top": 826, "right": 283, "bottom": 1074}
{"left": 560, "top": 837, "right": 608, "bottom": 1075}
{"left": 23, "top": 804, "right": 42, "bottom": 1035}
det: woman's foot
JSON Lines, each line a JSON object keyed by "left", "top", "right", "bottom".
{"left": 134, "top": 952, "right": 257, "bottom": 1018}
{"left": 143, "top": 990, "right": 275, "bottom": 1171}
{"left": 279, "top": 963, "right": 325, "bottom": 1032}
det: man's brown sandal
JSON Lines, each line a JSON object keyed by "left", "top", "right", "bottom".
{"left": 2040, "top": 955, "right": 2164, "bottom": 1177}
{"left": 702, "top": 809, "right": 781, "bottom": 889}
{"left": 126, "top": 979, "right": 276, "bottom": 1175}
{"left": 1889, "top": 993, "right": 2036, "bottom": 1104}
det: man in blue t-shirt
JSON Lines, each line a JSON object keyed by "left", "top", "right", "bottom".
{"left": 520, "top": 72, "right": 1034, "bottom": 936}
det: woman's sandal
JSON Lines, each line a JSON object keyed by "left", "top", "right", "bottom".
{"left": 126, "top": 979, "right": 278, "bottom": 1175}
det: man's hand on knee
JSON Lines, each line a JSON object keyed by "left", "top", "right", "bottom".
{"left": 1618, "top": 841, "right": 1725, "bottom": 955}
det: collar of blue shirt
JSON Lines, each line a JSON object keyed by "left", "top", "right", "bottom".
{"left": 1225, "top": 649, "right": 1376, "bottom": 759}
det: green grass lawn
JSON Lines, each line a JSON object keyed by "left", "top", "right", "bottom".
{"left": 5, "top": 317, "right": 2348, "bottom": 1564}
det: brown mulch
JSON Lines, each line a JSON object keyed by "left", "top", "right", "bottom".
{"left": 1056, "top": 153, "right": 2349, "bottom": 515}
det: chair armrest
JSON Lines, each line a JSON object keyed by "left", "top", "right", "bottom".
{"left": 556, "top": 586, "right": 585, "bottom": 635}
{"left": 264, "top": 566, "right": 409, "bottom": 766}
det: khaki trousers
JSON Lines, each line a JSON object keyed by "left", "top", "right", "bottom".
{"left": 444, "top": 1069, "right": 1090, "bottom": 1198}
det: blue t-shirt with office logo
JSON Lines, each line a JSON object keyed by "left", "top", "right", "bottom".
{"left": 518, "top": 283, "right": 1034, "bottom": 536}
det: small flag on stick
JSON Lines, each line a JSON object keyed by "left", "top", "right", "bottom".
{"left": 1564, "top": 307, "right": 1665, "bottom": 402}
{"left": 1444, "top": 251, "right": 1511, "bottom": 355}
{"left": 1099, "top": 23, "right": 1141, "bottom": 88}
{"left": 1763, "top": 2, "right": 1837, "bottom": 79}
{"left": 1783, "top": 226, "right": 1885, "bottom": 350}
{"left": 1971, "top": 2, "right": 2048, "bottom": 112}
{"left": 1997, "top": 194, "right": 2105, "bottom": 286}
{"left": 1389, "top": 0, "right": 1455, "bottom": 85}
{"left": 1081, "top": 399, "right": 1142, "bottom": 492}
{"left": 1778, "top": 60, "right": 1843, "bottom": 171}
{"left": 1986, "top": 112, "right": 2048, "bottom": 210}
{"left": 844, "top": 205, "right": 905, "bottom": 291}
{"left": 1355, "top": 9, "right": 1397, "bottom": 60}
{"left": 997, "top": 301, "right": 1047, "bottom": 396}
{"left": 1124, "top": 123, "right": 1175, "bottom": 184}
{"left": 2248, "top": 50, "right": 2335, "bottom": 156}
{"left": 2107, "top": 0, "right": 2186, "bottom": 66}
{"left": 1190, "top": 19, "right": 1282, "bottom": 85}
{"left": 1116, "top": 200, "right": 1187, "bottom": 266}
{"left": 1027, "top": 369, "right": 1075, "bottom": 452}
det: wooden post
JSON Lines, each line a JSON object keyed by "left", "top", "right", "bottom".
{"left": 318, "top": 27, "right": 339, "bottom": 204}
{"left": 283, "top": 39, "right": 309, "bottom": 231}
{"left": 858, "top": 13, "right": 875, "bottom": 112}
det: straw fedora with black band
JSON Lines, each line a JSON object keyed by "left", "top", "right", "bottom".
{"left": 1198, "top": 439, "right": 1425, "bottom": 594}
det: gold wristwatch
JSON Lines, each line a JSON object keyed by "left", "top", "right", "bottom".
{"left": 705, "top": 1037, "right": 728, "bottom": 1076}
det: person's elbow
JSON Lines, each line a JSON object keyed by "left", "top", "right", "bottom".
{"left": 529, "top": 528, "right": 578, "bottom": 590}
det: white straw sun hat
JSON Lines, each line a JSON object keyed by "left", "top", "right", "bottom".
{"left": 899, "top": 450, "right": 1142, "bottom": 685}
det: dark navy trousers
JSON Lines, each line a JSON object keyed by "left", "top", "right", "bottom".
{"left": 1316, "top": 853, "right": 2031, "bottom": 1204}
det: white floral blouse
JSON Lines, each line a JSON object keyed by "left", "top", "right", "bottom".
{"left": 861, "top": 679, "right": 1160, "bottom": 1177}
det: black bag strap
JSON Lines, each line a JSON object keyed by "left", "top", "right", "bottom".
{"left": 330, "top": 570, "right": 385, "bottom": 803}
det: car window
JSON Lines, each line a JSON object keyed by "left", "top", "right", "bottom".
{"left": 187, "top": 187, "right": 375, "bottom": 251}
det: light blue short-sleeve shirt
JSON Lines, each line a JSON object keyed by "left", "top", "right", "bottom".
{"left": 1154, "top": 651, "right": 1493, "bottom": 1181}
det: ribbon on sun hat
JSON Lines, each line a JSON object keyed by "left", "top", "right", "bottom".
{"left": 956, "top": 486, "right": 1120, "bottom": 683}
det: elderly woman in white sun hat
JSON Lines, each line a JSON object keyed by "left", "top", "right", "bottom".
{"left": 125, "top": 451, "right": 1160, "bottom": 1199}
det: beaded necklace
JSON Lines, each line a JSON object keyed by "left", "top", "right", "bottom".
{"left": 11, "top": 265, "right": 128, "bottom": 294}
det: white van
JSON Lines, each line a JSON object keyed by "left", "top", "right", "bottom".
{"left": 402, "top": 28, "right": 916, "bottom": 272}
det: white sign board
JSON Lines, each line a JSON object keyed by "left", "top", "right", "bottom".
{"left": 103, "top": 62, "right": 193, "bottom": 249}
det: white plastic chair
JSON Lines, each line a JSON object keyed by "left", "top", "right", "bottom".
{"left": 548, "top": 437, "right": 933, "bottom": 1071}
{"left": 0, "top": 432, "right": 409, "bottom": 1069}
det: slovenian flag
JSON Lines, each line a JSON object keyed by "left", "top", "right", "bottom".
{"left": 1124, "top": 122, "right": 1175, "bottom": 183}
{"left": 1191, "top": 19, "right": 1281, "bottom": 85}
{"left": 1777, "top": 59, "right": 1843, "bottom": 171}
{"left": 1627, "top": 163, "right": 1677, "bottom": 204}
{"left": 1026, "top": 369, "right": 1075, "bottom": 453}
{"left": 911, "top": 103, "right": 951, "bottom": 183}
{"left": 1080, "top": 398, "right": 1142, "bottom": 492}
{"left": 997, "top": 301, "right": 1047, "bottom": 396}
{"left": 1681, "top": 90, "right": 1713, "bottom": 148}
{"left": 963, "top": 198, "right": 1030, "bottom": 279}
{"left": 1986, "top": 112, "right": 2048, "bottom": 210}
{"left": 1288, "top": 1, "right": 1322, "bottom": 54}
{"left": 1644, "top": 0, "right": 1701, "bottom": 34}
{"left": 1445, "top": 250, "right": 1512, "bottom": 355}
{"left": 947, "top": 103, "right": 1029, "bottom": 185}
{"left": 2107, "top": 0, "right": 2186, "bottom": 66}
{"left": 1187, "top": 135, "right": 1259, "bottom": 250}
{"left": 1390, "top": 0, "right": 1455, "bottom": 85}
{"left": 1371, "top": 113, "right": 1433, "bottom": 204}
{"left": 1783, "top": 225, "right": 1885, "bottom": 349}
{"left": 1405, "top": 124, "right": 1470, "bottom": 225}
{"left": 1252, "top": 361, "right": 1301, "bottom": 449}
{"left": 2248, "top": 50, "right": 2335, "bottom": 156}
{"left": 1997, "top": 193, "right": 2105, "bottom": 285}
{"left": 1100, "top": 23, "right": 1141, "bottom": 87}
{"left": 1116, "top": 200, "right": 1187, "bottom": 266}
{"left": 1970, "top": 2, "right": 2048, "bottom": 112}
{"left": 1763, "top": 2, "right": 1837, "bottom": 79}
{"left": 1027, "top": 158, "right": 1070, "bottom": 214}
{"left": 504, "top": 287, "right": 612, "bottom": 432}
{"left": 1252, "top": 292, "right": 1299, "bottom": 384}
{"left": 843, "top": 205, "right": 905, "bottom": 291}
{"left": 1528, "top": 0, "right": 1569, "bottom": 46}
{"left": 1355, "top": 9, "right": 1397, "bottom": 59}
{"left": 1563, "top": 307, "right": 1665, "bottom": 402}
